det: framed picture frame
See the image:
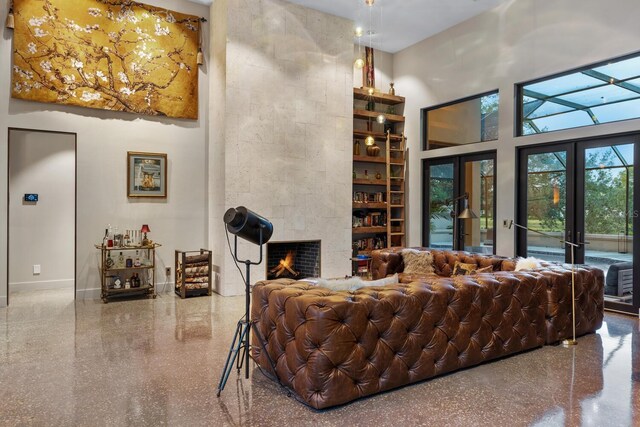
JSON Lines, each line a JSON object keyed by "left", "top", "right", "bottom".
{"left": 127, "top": 151, "right": 167, "bottom": 198}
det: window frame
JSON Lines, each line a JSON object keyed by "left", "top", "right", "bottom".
{"left": 515, "top": 50, "right": 640, "bottom": 137}
{"left": 421, "top": 89, "right": 499, "bottom": 151}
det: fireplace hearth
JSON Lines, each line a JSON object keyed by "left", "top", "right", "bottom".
{"left": 266, "top": 240, "right": 320, "bottom": 280}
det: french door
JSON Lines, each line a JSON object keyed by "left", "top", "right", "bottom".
{"left": 517, "top": 134, "right": 639, "bottom": 314}
{"left": 423, "top": 152, "right": 496, "bottom": 253}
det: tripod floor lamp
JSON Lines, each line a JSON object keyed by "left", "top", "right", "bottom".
{"left": 445, "top": 192, "right": 478, "bottom": 248}
{"left": 509, "top": 220, "right": 585, "bottom": 347}
{"left": 217, "top": 206, "right": 277, "bottom": 396}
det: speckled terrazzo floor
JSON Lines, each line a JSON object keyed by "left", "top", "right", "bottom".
{"left": 1, "top": 289, "right": 638, "bottom": 427}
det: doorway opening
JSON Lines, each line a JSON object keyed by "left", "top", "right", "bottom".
{"left": 517, "top": 133, "right": 639, "bottom": 314}
{"left": 423, "top": 151, "right": 496, "bottom": 254}
{"left": 7, "top": 128, "right": 77, "bottom": 305}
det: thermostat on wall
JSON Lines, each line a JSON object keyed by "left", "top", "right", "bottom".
{"left": 24, "top": 194, "right": 38, "bottom": 202}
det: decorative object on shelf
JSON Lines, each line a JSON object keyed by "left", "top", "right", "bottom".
{"left": 376, "top": 114, "right": 386, "bottom": 124}
{"left": 365, "top": 138, "right": 380, "bottom": 157}
{"left": 218, "top": 206, "right": 275, "bottom": 397}
{"left": 141, "top": 224, "right": 151, "bottom": 246}
{"left": 353, "top": 139, "right": 361, "bottom": 156}
{"left": 5, "top": 0, "right": 14, "bottom": 29}
{"left": 364, "top": 48, "right": 375, "bottom": 89}
{"left": 10, "top": 0, "right": 202, "bottom": 119}
{"left": 387, "top": 105, "right": 396, "bottom": 114}
{"left": 389, "top": 82, "right": 395, "bottom": 95}
{"left": 375, "top": 171, "right": 382, "bottom": 180}
{"left": 127, "top": 152, "right": 167, "bottom": 198}
{"left": 366, "top": 99, "right": 375, "bottom": 111}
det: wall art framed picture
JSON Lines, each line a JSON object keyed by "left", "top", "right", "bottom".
{"left": 127, "top": 152, "right": 167, "bottom": 198}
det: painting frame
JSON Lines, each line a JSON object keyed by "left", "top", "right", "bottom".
{"left": 127, "top": 151, "right": 167, "bottom": 198}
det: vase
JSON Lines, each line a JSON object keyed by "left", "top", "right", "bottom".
{"left": 389, "top": 82, "right": 395, "bottom": 95}
{"left": 366, "top": 144, "right": 381, "bottom": 157}
{"left": 353, "top": 140, "right": 361, "bottom": 156}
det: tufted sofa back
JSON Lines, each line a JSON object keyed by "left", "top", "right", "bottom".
{"left": 252, "top": 273, "right": 547, "bottom": 409}
{"left": 371, "top": 247, "right": 517, "bottom": 280}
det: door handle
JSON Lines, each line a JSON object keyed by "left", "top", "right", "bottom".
{"left": 576, "top": 231, "right": 590, "bottom": 246}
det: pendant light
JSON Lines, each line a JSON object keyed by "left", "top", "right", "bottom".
{"left": 196, "top": 17, "right": 206, "bottom": 66}
{"left": 6, "top": 0, "right": 14, "bottom": 29}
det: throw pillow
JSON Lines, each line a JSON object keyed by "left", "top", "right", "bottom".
{"left": 401, "top": 249, "right": 435, "bottom": 275}
{"left": 355, "top": 273, "right": 399, "bottom": 290}
{"left": 515, "top": 257, "right": 543, "bottom": 271}
{"left": 474, "top": 265, "right": 494, "bottom": 274}
{"left": 451, "top": 261, "right": 477, "bottom": 276}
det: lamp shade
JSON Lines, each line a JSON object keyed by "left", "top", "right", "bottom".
{"left": 458, "top": 208, "right": 478, "bottom": 219}
{"left": 141, "top": 224, "right": 150, "bottom": 233}
{"left": 224, "top": 206, "right": 273, "bottom": 245}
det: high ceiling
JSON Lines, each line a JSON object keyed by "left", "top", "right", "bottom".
{"left": 191, "top": 0, "right": 509, "bottom": 53}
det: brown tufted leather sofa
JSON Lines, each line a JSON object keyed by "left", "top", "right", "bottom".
{"left": 371, "top": 248, "right": 604, "bottom": 345}
{"left": 250, "top": 248, "right": 603, "bottom": 409}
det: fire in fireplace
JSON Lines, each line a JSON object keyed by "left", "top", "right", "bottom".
{"left": 269, "top": 251, "right": 299, "bottom": 278}
{"left": 266, "top": 240, "right": 320, "bottom": 280}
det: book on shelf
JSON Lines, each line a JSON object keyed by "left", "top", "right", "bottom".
{"left": 353, "top": 191, "right": 385, "bottom": 203}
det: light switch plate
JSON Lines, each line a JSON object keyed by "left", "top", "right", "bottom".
{"left": 33, "top": 264, "right": 41, "bottom": 275}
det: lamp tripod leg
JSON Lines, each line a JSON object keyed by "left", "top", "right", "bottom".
{"left": 563, "top": 244, "right": 578, "bottom": 347}
{"left": 217, "top": 319, "right": 250, "bottom": 397}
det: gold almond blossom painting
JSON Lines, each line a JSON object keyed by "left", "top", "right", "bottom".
{"left": 11, "top": 0, "right": 200, "bottom": 119}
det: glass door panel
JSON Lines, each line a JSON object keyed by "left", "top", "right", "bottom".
{"left": 427, "top": 163, "right": 455, "bottom": 249}
{"left": 519, "top": 137, "right": 638, "bottom": 314}
{"left": 525, "top": 151, "right": 567, "bottom": 263}
{"left": 461, "top": 159, "right": 494, "bottom": 254}
{"left": 582, "top": 143, "right": 634, "bottom": 307}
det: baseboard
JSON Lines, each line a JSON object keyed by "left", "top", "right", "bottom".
{"left": 9, "top": 279, "right": 74, "bottom": 293}
{"left": 0, "top": 295, "right": 7, "bottom": 308}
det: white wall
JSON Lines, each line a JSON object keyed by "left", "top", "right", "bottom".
{"left": 0, "top": 0, "right": 210, "bottom": 306}
{"left": 393, "top": 0, "right": 640, "bottom": 257}
{"left": 209, "top": 0, "right": 353, "bottom": 295}
{"left": 9, "top": 130, "right": 75, "bottom": 292}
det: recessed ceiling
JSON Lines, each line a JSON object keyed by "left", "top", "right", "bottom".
{"left": 188, "top": 0, "right": 508, "bottom": 53}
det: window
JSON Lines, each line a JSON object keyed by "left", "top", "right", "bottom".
{"left": 517, "top": 52, "right": 640, "bottom": 136}
{"left": 422, "top": 91, "right": 499, "bottom": 150}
